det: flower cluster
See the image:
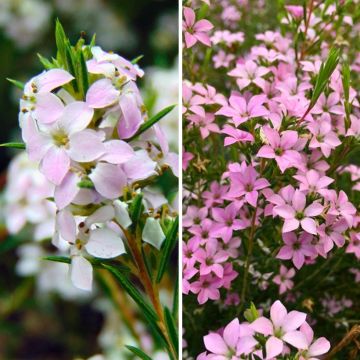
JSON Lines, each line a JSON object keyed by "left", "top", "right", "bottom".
{"left": 198, "top": 300, "right": 330, "bottom": 360}
{"left": 183, "top": 0, "right": 359, "bottom": 358}
{"left": 19, "top": 26, "right": 178, "bottom": 291}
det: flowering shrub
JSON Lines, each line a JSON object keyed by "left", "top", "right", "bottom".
{"left": 2, "top": 21, "right": 178, "bottom": 359}
{"left": 182, "top": 1, "right": 360, "bottom": 359}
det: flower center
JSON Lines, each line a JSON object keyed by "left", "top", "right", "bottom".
{"left": 52, "top": 128, "right": 69, "bottom": 147}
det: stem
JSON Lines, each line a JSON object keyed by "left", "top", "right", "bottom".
{"left": 300, "top": 0, "right": 315, "bottom": 61}
{"left": 98, "top": 269, "right": 140, "bottom": 342}
{"left": 323, "top": 325, "right": 360, "bottom": 360}
{"left": 122, "top": 227, "right": 178, "bottom": 359}
{"left": 239, "top": 204, "right": 258, "bottom": 311}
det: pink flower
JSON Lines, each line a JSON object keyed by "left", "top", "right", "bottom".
{"left": 187, "top": 106, "right": 219, "bottom": 138}
{"left": 202, "top": 181, "right": 228, "bottom": 207}
{"left": 203, "top": 319, "right": 241, "bottom": 359}
{"left": 273, "top": 265, "right": 295, "bottom": 294}
{"left": 273, "top": 190, "right": 323, "bottom": 234}
{"left": 183, "top": 7, "right": 214, "bottom": 48}
{"left": 286, "top": 5, "right": 304, "bottom": 19}
{"left": 195, "top": 238, "right": 229, "bottom": 277}
{"left": 308, "top": 116, "right": 341, "bottom": 157}
{"left": 312, "top": 93, "right": 344, "bottom": 116}
{"left": 216, "top": 93, "right": 268, "bottom": 126}
{"left": 191, "top": 274, "right": 222, "bottom": 304}
{"left": 258, "top": 126, "right": 302, "bottom": 173}
{"left": 299, "top": 322, "right": 331, "bottom": 360}
{"left": 324, "top": 190, "right": 356, "bottom": 227}
{"left": 212, "top": 203, "right": 246, "bottom": 242}
{"left": 183, "top": 149, "right": 194, "bottom": 170}
{"left": 317, "top": 216, "right": 347, "bottom": 255}
{"left": 294, "top": 169, "right": 334, "bottom": 194}
{"left": 346, "top": 232, "right": 360, "bottom": 259}
{"left": 250, "top": 300, "right": 308, "bottom": 357}
{"left": 228, "top": 60, "right": 270, "bottom": 90}
{"left": 183, "top": 206, "right": 208, "bottom": 227}
{"left": 228, "top": 162, "right": 270, "bottom": 207}
{"left": 277, "top": 232, "right": 316, "bottom": 269}
{"left": 222, "top": 125, "right": 254, "bottom": 146}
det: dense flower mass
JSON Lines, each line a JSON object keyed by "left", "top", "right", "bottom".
{"left": 183, "top": 0, "right": 360, "bottom": 358}
{"left": 18, "top": 26, "right": 178, "bottom": 291}
{"left": 198, "top": 300, "right": 330, "bottom": 360}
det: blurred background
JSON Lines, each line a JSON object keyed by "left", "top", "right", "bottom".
{"left": 0, "top": 1, "right": 178, "bottom": 359}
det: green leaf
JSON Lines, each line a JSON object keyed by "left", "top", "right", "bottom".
{"left": 55, "top": 19, "right": 68, "bottom": 66}
{"left": 125, "top": 345, "right": 152, "bottom": 360}
{"left": 6, "top": 78, "right": 24, "bottom": 90}
{"left": 156, "top": 216, "right": 178, "bottom": 283}
{"left": 164, "top": 307, "right": 179, "bottom": 355}
{"left": 309, "top": 47, "right": 340, "bottom": 109}
{"left": 172, "top": 274, "right": 178, "bottom": 317}
{"left": 43, "top": 255, "right": 71, "bottom": 264}
{"left": 129, "top": 193, "right": 144, "bottom": 225}
{"left": 65, "top": 44, "right": 78, "bottom": 92}
{"left": 127, "top": 104, "right": 176, "bottom": 141}
{"left": 101, "top": 263, "right": 158, "bottom": 321}
{"left": 131, "top": 54, "right": 144, "bottom": 64}
{"left": 37, "top": 54, "right": 55, "bottom": 70}
{"left": 79, "top": 51, "right": 89, "bottom": 95}
{"left": 0, "top": 142, "right": 25, "bottom": 149}
{"left": 244, "top": 302, "right": 259, "bottom": 322}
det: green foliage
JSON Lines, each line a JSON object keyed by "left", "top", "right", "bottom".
{"left": 309, "top": 47, "right": 340, "bottom": 109}
{"left": 127, "top": 104, "right": 177, "bottom": 141}
{"left": 164, "top": 307, "right": 179, "bottom": 355}
{"left": 101, "top": 263, "right": 158, "bottom": 322}
{"left": 125, "top": 345, "right": 152, "bottom": 360}
{"left": 156, "top": 216, "right": 179, "bottom": 283}
{"left": 0, "top": 142, "right": 25, "bottom": 149}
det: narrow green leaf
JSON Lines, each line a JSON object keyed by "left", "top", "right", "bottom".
{"left": 6, "top": 78, "right": 25, "bottom": 90}
{"left": 79, "top": 51, "right": 89, "bottom": 95}
{"left": 131, "top": 54, "right": 144, "bottom": 64}
{"left": 156, "top": 216, "right": 179, "bottom": 283}
{"left": 129, "top": 193, "right": 144, "bottom": 225}
{"left": 164, "top": 307, "right": 179, "bottom": 355}
{"left": 37, "top": 54, "right": 55, "bottom": 70}
{"left": 89, "top": 33, "right": 96, "bottom": 47}
{"left": 55, "top": 19, "right": 67, "bottom": 66}
{"left": 101, "top": 263, "right": 158, "bottom": 321}
{"left": 125, "top": 345, "right": 152, "bottom": 360}
{"left": 65, "top": 44, "right": 78, "bottom": 92}
{"left": 310, "top": 47, "right": 340, "bottom": 108}
{"left": 0, "top": 142, "right": 26, "bottom": 149}
{"left": 43, "top": 255, "right": 71, "bottom": 264}
{"left": 127, "top": 104, "right": 176, "bottom": 141}
{"left": 172, "top": 274, "right": 179, "bottom": 318}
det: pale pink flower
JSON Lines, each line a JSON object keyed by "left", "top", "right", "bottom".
{"left": 346, "top": 232, "right": 360, "bottom": 259}
{"left": 294, "top": 169, "right": 334, "bottom": 194}
{"left": 228, "top": 162, "right": 270, "bottom": 207}
{"left": 257, "top": 126, "right": 301, "bottom": 173}
{"left": 250, "top": 300, "right": 308, "bottom": 357}
{"left": 299, "top": 322, "right": 331, "bottom": 360}
{"left": 222, "top": 125, "right": 254, "bottom": 146}
{"left": 277, "top": 232, "right": 316, "bottom": 269}
{"left": 273, "top": 190, "right": 323, "bottom": 234}
{"left": 308, "top": 116, "right": 341, "bottom": 157}
{"left": 183, "top": 7, "right": 214, "bottom": 48}
{"left": 273, "top": 265, "right": 295, "bottom": 294}
{"left": 191, "top": 274, "right": 222, "bottom": 304}
{"left": 228, "top": 60, "right": 270, "bottom": 90}
{"left": 203, "top": 319, "right": 241, "bottom": 359}
{"left": 187, "top": 106, "right": 219, "bottom": 138}
{"left": 216, "top": 93, "right": 268, "bottom": 127}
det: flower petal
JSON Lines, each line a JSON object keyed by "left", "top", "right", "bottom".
{"left": 85, "top": 228, "right": 126, "bottom": 258}
{"left": 142, "top": 218, "right": 166, "bottom": 250}
{"left": 70, "top": 255, "right": 93, "bottom": 291}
